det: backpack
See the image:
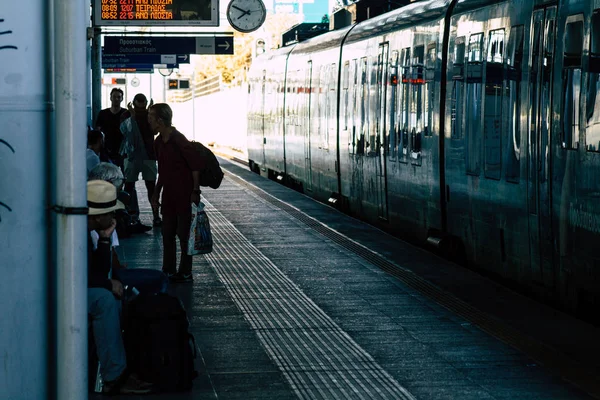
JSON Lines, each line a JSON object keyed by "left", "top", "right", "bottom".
{"left": 124, "top": 293, "right": 198, "bottom": 392}
{"left": 191, "top": 141, "right": 224, "bottom": 189}
{"left": 173, "top": 139, "right": 224, "bottom": 189}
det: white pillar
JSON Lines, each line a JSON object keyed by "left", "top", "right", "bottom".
{"left": 54, "top": 0, "right": 89, "bottom": 397}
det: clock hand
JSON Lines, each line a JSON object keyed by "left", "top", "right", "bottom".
{"left": 232, "top": 5, "right": 247, "bottom": 12}
{"left": 237, "top": 10, "right": 251, "bottom": 19}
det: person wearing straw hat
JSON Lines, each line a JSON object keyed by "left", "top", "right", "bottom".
{"left": 87, "top": 180, "right": 152, "bottom": 395}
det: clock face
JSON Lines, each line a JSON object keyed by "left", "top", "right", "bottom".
{"left": 226, "top": 0, "right": 267, "bottom": 33}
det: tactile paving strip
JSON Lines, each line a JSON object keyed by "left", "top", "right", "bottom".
{"left": 222, "top": 171, "right": 600, "bottom": 399}
{"left": 203, "top": 199, "right": 416, "bottom": 400}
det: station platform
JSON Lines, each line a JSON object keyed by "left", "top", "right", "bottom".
{"left": 93, "top": 156, "right": 600, "bottom": 400}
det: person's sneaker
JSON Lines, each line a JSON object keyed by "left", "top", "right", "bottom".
{"left": 103, "top": 373, "right": 152, "bottom": 395}
{"left": 171, "top": 272, "right": 193, "bottom": 283}
{"left": 162, "top": 270, "right": 176, "bottom": 279}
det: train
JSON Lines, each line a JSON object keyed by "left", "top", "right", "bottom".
{"left": 246, "top": 0, "right": 600, "bottom": 322}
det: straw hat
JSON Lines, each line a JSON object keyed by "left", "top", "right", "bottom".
{"left": 87, "top": 180, "right": 125, "bottom": 216}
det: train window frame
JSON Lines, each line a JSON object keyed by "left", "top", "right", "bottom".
{"left": 561, "top": 14, "right": 584, "bottom": 150}
{"left": 451, "top": 36, "right": 466, "bottom": 141}
{"left": 425, "top": 42, "right": 437, "bottom": 137}
{"left": 388, "top": 50, "right": 399, "bottom": 160}
{"left": 483, "top": 28, "right": 506, "bottom": 181}
{"left": 304, "top": 61, "right": 312, "bottom": 140}
{"left": 410, "top": 45, "right": 425, "bottom": 157}
{"left": 585, "top": 10, "right": 600, "bottom": 152}
{"left": 465, "top": 32, "right": 484, "bottom": 176}
{"left": 505, "top": 25, "right": 524, "bottom": 183}
{"left": 400, "top": 47, "right": 411, "bottom": 161}
{"left": 321, "top": 64, "right": 329, "bottom": 149}
{"left": 357, "top": 56, "right": 368, "bottom": 155}
{"left": 324, "top": 62, "right": 337, "bottom": 150}
{"left": 349, "top": 59, "right": 358, "bottom": 155}
{"left": 342, "top": 61, "right": 350, "bottom": 133}
{"left": 367, "top": 55, "right": 378, "bottom": 156}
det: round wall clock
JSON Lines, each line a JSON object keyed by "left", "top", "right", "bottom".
{"left": 226, "top": 0, "right": 267, "bottom": 33}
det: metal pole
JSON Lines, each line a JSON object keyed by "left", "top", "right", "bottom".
{"left": 54, "top": 0, "right": 88, "bottom": 397}
{"left": 87, "top": 28, "right": 92, "bottom": 126}
{"left": 91, "top": 24, "right": 102, "bottom": 125}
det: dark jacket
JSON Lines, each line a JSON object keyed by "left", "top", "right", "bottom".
{"left": 88, "top": 235, "right": 113, "bottom": 291}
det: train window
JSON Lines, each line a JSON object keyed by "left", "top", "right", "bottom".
{"left": 451, "top": 37, "right": 465, "bottom": 140}
{"left": 358, "top": 57, "right": 368, "bottom": 155}
{"left": 466, "top": 33, "right": 484, "bottom": 175}
{"left": 349, "top": 59, "right": 358, "bottom": 154}
{"left": 425, "top": 42, "right": 436, "bottom": 137}
{"left": 342, "top": 61, "right": 350, "bottom": 132}
{"left": 486, "top": 30, "right": 504, "bottom": 63}
{"left": 324, "top": 63, "right": 337, "bottom": 150}
{"left": 318, "top": 65, "right": 329, "bottom": 149}
{"left": 410, "top": 45, "right": 425, "bottom": 155}
{"left": 388, "top": 50, "right": 399, "bottom": 159}
{"left": 296, "top": 70, "right": 303, "bottom": 126}
{"left": 287, "top": 71, "right": 295, "bottom": 126}
{"left": 368, "top": 56, "right": 378, "bottom": 155}
{"left": 561, "top": 14, "right": 584, "bottom": 149}
{"left": 484, "top": 29, "right": 505, "bottom": 180}
{"left": 400, "top": 48, "right": 411, "bottom": 159}
{"left": 505, "top": 25, "right": 524, "bottom": 183}
{"left": 586, "top": 10, "right": 600, "bottom": 152}
{"left": 304, "top": 61, "right": 312, "bottom": 142}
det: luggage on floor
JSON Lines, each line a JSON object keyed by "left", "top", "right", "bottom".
{"left": 123, "top": 293, "right": 198, "bottom": 392}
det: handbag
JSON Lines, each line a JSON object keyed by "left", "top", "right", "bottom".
{"left": 187, "top": 202, "right": 213, "bottom": 255}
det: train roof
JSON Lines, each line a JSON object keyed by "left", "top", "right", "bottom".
{"left": 347, "top": 0, "right": 451, "bottom": 41}
{"left": 250, "top": 0, "right": 520, "bottom": 66}
{"left": 288, "top": 25, "right": 353, "bottom": 56}
{"left": 250, "top": 44, "right": 296, "bottom": 71}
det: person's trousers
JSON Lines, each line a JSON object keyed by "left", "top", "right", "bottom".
{"left": 88, "top": 288, "right": 126, "bottom": 382}
{"left": 114, "top": 268, "right": 169, "bottom": 294}
{"left": 162, "top": 213, "right": 193, "bottom": 275}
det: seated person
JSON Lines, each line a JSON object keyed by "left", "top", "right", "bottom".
{"left": 89, "top": 163, "right": 168, "bottom": 294}
{"left": 87, "top": 180, "right": 152, "bottom": 395}
{"left": 89, "top": 162, "right": 128, "bottom": 268}
{"left": 87, "top": 129, "right": 103, "bottom": 175}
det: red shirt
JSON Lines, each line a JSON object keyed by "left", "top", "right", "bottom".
{"left": 154, "top": 130, "right": 205, "bottom": 216}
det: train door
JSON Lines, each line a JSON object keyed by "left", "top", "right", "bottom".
{"left": 528, "top": 6, "right": 556, "bottom": 286}
{"left": 304, "top": 61, "right": 313, "bottom": 191}
{"left": 376, "top": 43, "right": 390, "bottom": 220}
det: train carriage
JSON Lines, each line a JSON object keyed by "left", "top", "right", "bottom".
{"left": 247, "top": 46, "right": 294, "bottom": 176}
{"left": 339, "top": 0, "right": 450, "bottom": 242}
{"left": 247, "top": 0, "right": 600, "bottom": 322}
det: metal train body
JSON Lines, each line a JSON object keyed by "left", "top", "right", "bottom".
{"left": 247, "top": 0, "right": 600, "bottom": 320}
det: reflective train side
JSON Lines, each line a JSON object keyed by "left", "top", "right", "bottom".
{"left": 247, "top": 0, "right": 600, "bottom": 321}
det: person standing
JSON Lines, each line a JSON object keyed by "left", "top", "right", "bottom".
{"left": 95, "top": 88, "right": 126, "bottom": 168}
{"left": 149, "top": 103, "right": 205, "bottom": 283}
{"left": 120, "top": 93, "right": 160, "bottom": 230}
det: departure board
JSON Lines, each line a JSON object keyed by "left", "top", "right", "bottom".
{"left": 93, "top": 0, "right": 219, "bottom": 26}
